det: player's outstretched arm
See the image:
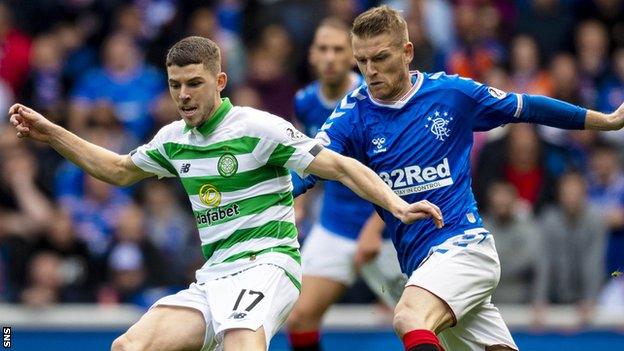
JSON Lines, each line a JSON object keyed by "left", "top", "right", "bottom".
{"left": 9, "top": 103, "right": 152, "bottom": 186}
{"left": 305, "top": 148, "right": 444, "bottom": 227}
{"left": 585, "top": 102, "right": 624, "bottom": 131}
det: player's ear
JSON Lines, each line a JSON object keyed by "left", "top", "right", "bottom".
{"left": 403, "top": 41, "right": 414, "bottom": 65}
{"left": 216, "top": 72, "right": 227, "bottom": 93}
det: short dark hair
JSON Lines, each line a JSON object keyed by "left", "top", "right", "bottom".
{"left": 166, "top": 36, "right": 221, "bottom": 74}
{"left": 351, "top": 5, "right": 408, "bottom": 45}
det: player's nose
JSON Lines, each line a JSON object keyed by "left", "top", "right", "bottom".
{"left": 179, "top": 86, "right": 191, "bottom": 101}
{"left": 364, "top": 62, "right": 377, "bottom": 76}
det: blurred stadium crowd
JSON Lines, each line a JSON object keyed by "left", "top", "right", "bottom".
{"left": 0, "top": 0, "right": 623, "bottom": 325}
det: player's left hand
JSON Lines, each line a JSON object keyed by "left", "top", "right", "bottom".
{"left": 396, "top": 200, "right": 444, "bottom": 227}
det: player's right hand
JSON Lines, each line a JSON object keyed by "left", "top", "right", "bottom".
{"left": 8, "top": 104, "right": 54, "bottom": 143}
{"left": 396, "top": 200, "right": 444, "bottom": 228}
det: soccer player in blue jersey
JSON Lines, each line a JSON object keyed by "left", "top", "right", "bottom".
{"left": 286, "top": 18, "right": 406, "bottom": 351}
{"left": 293, "top": 6, "right": 624, "bottom": 351}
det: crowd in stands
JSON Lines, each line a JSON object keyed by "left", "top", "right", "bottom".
{"left": 0, "top": 0, "right": 623, "bottom": 325}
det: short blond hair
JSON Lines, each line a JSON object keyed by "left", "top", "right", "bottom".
{"left": 351, "top": 5, "right": 408, "bottom": 45}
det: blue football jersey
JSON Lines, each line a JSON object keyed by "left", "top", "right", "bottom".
{"left": 317, "top": 71, "right": 526, "bottom": 273}
{"left": 294, "top": 73, "right": 381, "bottom": 240}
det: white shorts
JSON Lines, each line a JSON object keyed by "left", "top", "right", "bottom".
{"left": 406, "top": 230, "right": 518, "bottom": 351}
{"left": 302, "top": 224, "right": 406, "bottom": 307}
{"left": 150, "top": 264, "right": 299, "bottom": 351}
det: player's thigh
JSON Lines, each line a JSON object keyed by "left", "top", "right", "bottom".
{"left": 361, "top": 239, "right": 406, "bottom": 308}
{"left": 403, "top": 232, "right": 500, "bottom": 332}
{"left": 208, "top": 264, "right": 299, "bottom": 349}
{"left": 393, "top": 285, "right": 454, "bottom": 336}
{"left": 439, "top": 298, "right": 518, "bottom": 351}
{"left": 287, "top": 275, "right": 347, "bottom": 328}
{"left": 222, "top": 327, "right": 267, "bottom": 351}
{"left": 113, "top": 305, "right": 206, "bottom": 351}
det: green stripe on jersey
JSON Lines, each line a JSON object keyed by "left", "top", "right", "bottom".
{"left": 209, "top": 244, "right": 301, "bottom": 265}
{"left": 228, "top": 244, "right": 300, "bottom": 264}
{"left": 194, "top": 192, "right": 293, "bottom": 229}
{"left": 282, "top": 269, "right": 302, "bottom": 291}
{"left": 163, "top": 136, "right": 260, "bottom": 160}
{"left": 267, "top": 144, "right": 296, "bottom": 167}
{"left": 201, "top": 221, "right": 297, "bottom": 259}
{"left": 181, "top": 165, "right": 289, "bottom": 194}
{"left": 146, "top": 149, "right": 178, "bottom": 176}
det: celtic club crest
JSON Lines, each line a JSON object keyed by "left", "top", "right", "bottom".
{"left": 424, "top": 110, "right": 453, "bottom": 141}
{"left": 218, "top": 153, "right": 238, "bottom": 177}
{"left": 199, "top": 183, "right": 221, "bottom": 207}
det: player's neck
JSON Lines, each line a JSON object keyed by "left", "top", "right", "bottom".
{"left": 199, "top": 97, "right": 223, "bottom": 126}
{"left": 321, "top": 73, "right": 355, "bottom": 101}
{"left": 394, "top": 73, "right": 415, "bottom": 101}
{"left": 377, "top": 72, "right": 414, "bottom": 102}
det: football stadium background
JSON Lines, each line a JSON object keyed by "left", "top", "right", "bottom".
{"left": 0, "top": 0, "right": 623, "bottom": 350}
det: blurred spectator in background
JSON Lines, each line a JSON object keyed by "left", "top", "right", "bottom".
{"left": 23, "top": 34, "right": 66, "bottom": 122}
{"left": 550, "top": 53, "right": 582, "bottom": 105}
{"left": 598, "top": 47, "right": 624, "bottom": 115}
{"left": 55, "top": 21, "right": 98, "bottom": 89}
{"left": 0, "top": 2, "right": 31, "bottom": 97}
{"left": 141, "top": 180, "right": 198, "bottom": 286}
{"left": 20, "top": 251, "right": 64, "bottom": 307}
{"left": 21, "top": 207, "right": 96, "bottom": 305}
{"left": 113, "top": 4, "right": 146, "bottom": 42}
{"left": 475, "top": 125, "right": 564, "bottom": 213}
{"left": 327, "top": 0, "right": 359, "bottom": 25}
{"left": 100, "top": 202, "right": 169, "bottom": 307}
{"left": 188, "top": 6, "right": 246, "bottom": 89}
{"left": 483, "top": 181, "right": 540, "bottom": 304}
{"left": 60, "top": 174, "right": 131, "bottom": 259}
{"left": 516, "top": 0, "right": 574, "bottom": 62}
{"left": 0, "top": 146, "right": 52, "bottom": 238}
{"left": 68, "top": 32, "right": 167, "bottom": 141}
{"left": 509, "top": 35, "right": 553, "bottom": 96}
{"left": 576, "top": 20, "right": 610, "bottom": 109}
{"left": 598, "top": 48, "right": 624, "bottom": 146}
{"left": 446, "top": 2, "right": 504, "bottom": 80}
{"left": 576, "top": 0, "right": 624, "bottom": 51}
{"left": 231, "top": 84, "right": 263, "bottom": 109}
{"left": 246, "top": 24, "right": 297, "bottom": 121}
{"left": 587, "top": 142, "right": 624, "bottom": 278}
{"left": 535, "top": 171, "right": 606, "bottom": 325}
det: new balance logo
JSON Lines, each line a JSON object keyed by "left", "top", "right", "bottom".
{"left": 180, "top": 163, "right": 191, "bottom": 173}
{"left": 229, "top": 312, "right": 247, "bottom": 320}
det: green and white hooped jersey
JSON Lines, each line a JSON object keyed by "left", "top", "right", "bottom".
{"left": 131, "top": 98, "right": 320, "bottom": 290}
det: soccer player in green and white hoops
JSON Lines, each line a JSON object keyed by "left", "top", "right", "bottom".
{"left": 8, "top": 36, "right": 443, "bottom": 351}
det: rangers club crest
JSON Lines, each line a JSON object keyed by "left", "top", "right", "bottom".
{"left": 425, "top": 110, "right": 453, "bottom": 141}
